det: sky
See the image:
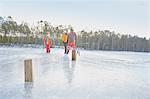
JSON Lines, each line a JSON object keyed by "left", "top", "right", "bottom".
{"left": 0, "top": 0, "right": 150, "bottom": 38}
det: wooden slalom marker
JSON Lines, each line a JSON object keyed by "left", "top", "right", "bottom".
{"left": 24, "top": 59, "right": 33, "bottom": 82}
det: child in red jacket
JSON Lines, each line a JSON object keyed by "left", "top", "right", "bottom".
{"left": 43, "top": 32, "right": 52, "bottom": 53}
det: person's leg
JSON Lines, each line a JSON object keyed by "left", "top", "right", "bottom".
{"left": 67, "top": 41, "right": 71, "bottom": 54}
{"left": 48, "top": 44, "right": 51, "bottom": 53}
{"left": 65, "top": 46, "right": 67, "bottom": 53}
{"left": 46, "top": 44, "right": 48, "bottom": 53}
{"left": 48, "top": 48, "right": 50, "bottom": 53}
{"left": 63, "top": 42, "right": 67, "bottom": 54}
{"left": 47, "top": 45, "right": 50, "bottom": 53}
{"left": 46, "top": 43, "right": 50, "bottom": 53}
{"left": 72, "top": 42, "right": 76, "bottom": 50}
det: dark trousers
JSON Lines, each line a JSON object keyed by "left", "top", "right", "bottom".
{"left": 63, "top": 42, "right": 68, "bottom": 53}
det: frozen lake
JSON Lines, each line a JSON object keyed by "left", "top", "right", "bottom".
{"left": 0, "top": 48, "right": 150, "bottom": 99}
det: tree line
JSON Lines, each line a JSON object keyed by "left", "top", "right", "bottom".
{"left": 77, "top": 30, "right": 150, "bottom": 52}
{"left": 0, "top": 16, "right": 150, "bottom": 52}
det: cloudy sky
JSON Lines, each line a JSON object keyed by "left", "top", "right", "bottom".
{"left": 0, "top": 0, "right": 149, "bottom": 38}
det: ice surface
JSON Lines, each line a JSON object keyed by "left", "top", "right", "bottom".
{"left": 0, "top": 48, "right": 150, "bottom": 99}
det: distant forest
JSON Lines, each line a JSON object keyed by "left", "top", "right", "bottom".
{"left": 0, "top": 16, "right": 150, "bottom": 52}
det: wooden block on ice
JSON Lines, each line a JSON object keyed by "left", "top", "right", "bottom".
{"left": 24, "top": 59, "right": 33, "bottom": 82}
{"left": 72, "top": 50, "right": 76, "bottom": 61}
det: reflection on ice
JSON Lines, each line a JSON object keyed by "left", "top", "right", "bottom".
{"left": 63, "top": 55, "right": 76, "bottom": 84}
{"left": 24, "top": 82, "right": 33, "bottom": 99}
